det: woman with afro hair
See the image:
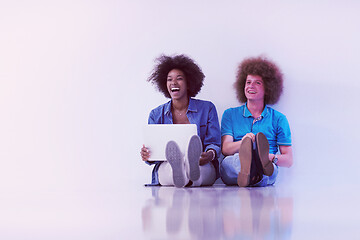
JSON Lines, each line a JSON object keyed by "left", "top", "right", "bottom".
{"left": 141, "top": 54, "right": 221, "bottom": 187}
{"left": 220, "top": 56, "right": 293, "bottom": 187}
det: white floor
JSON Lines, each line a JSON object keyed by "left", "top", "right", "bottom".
{"left": 1, "top": 168, "right": 359, "bottom": 240}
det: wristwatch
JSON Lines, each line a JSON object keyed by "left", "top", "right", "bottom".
{"left": 272, "top": 155, "right": 278, "bottom": 165}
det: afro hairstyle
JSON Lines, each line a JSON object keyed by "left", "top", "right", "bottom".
{"left": 234, "top": 56, "right": 284, "bottom": 105}
{"left": 147, "top": 54, "right": 205, "bottom": 98}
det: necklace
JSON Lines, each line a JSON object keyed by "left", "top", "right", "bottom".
{"left": 175, "top": 109, "right": 187, "bottom": 116}
{"left": 172, "top": 102, "right": 189, "bottom": 116}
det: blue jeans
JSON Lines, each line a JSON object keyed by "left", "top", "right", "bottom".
{"left": 220, "top": 153, "right": 278, "bottom": 187}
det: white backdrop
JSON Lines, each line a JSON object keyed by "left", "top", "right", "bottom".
{"left": 1, "top": 0, "right": 359, "bottom": 191}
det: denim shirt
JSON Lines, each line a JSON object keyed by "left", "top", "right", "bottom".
{"left": 146, "top": 98, "right": 221, "bottom": 185}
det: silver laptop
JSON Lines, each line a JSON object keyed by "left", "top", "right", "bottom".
{"left": 143, "top": 124, "right": 198, "bottom": 161}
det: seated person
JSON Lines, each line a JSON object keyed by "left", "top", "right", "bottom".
{"left": 141, "top": 54, "right": 221, "bottom": 187}
{"left": 220, "top": 56, "right": 293, "bottom": 187}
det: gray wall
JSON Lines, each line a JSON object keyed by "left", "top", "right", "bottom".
{"left": 1, "top": 0, "right": 359, "bottom": 190}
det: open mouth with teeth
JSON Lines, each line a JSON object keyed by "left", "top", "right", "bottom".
{"left": 171, "top": 87, "right": 180, "bottom": 92}
{"left": 248, "top": 90, "right": 256, "bottom": 94}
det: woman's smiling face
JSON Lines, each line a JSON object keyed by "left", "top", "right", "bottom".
{"left": 167, "top": 69, "right": 188, "bottom": 101}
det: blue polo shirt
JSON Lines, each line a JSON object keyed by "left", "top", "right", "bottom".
{"left": 221, "top": 104, "right": 291, "bottom": 154}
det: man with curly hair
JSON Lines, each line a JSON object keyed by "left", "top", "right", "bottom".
{"left": 220, "top": 56, "right": 293, "bottom": 187}
{"left": 141, "top": 54, "right": 221, "bottom": 187}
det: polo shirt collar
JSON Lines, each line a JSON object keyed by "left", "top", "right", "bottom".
{"left": 243, "top": 102, "right": 269, "bottom": 118}
{"left": 165, "top": 98, "right": 196, "bottom": 115}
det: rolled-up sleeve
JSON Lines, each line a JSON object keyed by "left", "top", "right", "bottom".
{"left": 203, "top": 102, "right": 221, "bottom": 158}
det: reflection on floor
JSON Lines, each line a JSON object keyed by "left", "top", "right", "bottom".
{"left": 142, "top": 185, "right": 292, "bottom": 240}
{"left": 139, "top": 167, "right": 360, "bottom": 240}
{"left": 2, "top": 169, "right": 360, "bottom": 239}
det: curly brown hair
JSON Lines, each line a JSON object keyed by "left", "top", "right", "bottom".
{"left": 147, "top": 54, "right": 205, "bottom": 98}
{"left": 234, "top": 56, "right": 283, "bottom": 105}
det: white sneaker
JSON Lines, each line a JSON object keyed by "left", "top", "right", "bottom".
{"left": 165, "top": 140, "right": 186, "bottom": 187}
{"left": 186, "top": 135, "right": 202, "bottom": 182}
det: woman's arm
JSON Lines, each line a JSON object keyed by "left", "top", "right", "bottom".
{"left": 269, "top": 145, "right": 293, "bottom": 168}
{"left": 200, "top": 102, "right": 221, "bottom": 165}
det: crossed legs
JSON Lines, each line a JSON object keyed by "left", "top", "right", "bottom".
{"left": 221, "top": 132, "right": 276, "bottom": 187}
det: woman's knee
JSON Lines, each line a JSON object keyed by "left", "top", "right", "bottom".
{"left": 158, "top": 162, "right": 173, "bottom": 185}
{"left": 196, "top": 163, "right": 216, "bottom": 186}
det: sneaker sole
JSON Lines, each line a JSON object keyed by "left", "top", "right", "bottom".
{"left": 256, "top": 132, "right": 274, "bottom": 176}
{"left": 166, "top": 141, "right": 186, "bottom": 187}
{"left": 237, "top": 137, "right": 252, "bottom": 187}
{"left": 187, "top": 135, "right": 202, "bottom": 181}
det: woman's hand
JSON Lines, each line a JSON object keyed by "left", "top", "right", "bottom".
{"left": 199, "top": 151, "right": 214, "bottom": 166}
{"left": 140, "top": 144, "right": 151, "bottom": 161}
